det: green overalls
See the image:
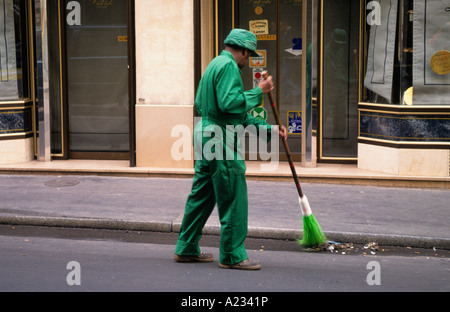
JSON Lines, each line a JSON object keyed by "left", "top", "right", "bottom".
{"left": 175, "top": 51, "right": 272, "bottom": 265}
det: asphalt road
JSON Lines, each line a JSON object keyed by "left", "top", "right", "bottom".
{"left": 1, "top": 174, "right": 449, "bottom": 249}
{"left": 0, "top": 225, "right": 448, "bottom": 296}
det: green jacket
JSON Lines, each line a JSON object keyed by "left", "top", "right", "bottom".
{"left": 196, "top": 50, "right": 269, "bottom": 125}
{"left": 194, "top": 50, "right": 272, "bottom": 161}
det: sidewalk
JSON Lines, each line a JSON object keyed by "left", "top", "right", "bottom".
{"left": 1, "top": 159, "right": 449, "bottom": 188}
{"left": 0, "top": 160, "right": 449, "bottom": 249}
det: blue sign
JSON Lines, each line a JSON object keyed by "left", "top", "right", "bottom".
{"left": 288, "top": 111, "right": 302, "bottom": 135}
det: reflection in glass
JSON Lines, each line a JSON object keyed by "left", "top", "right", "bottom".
{"left": 321, "top": 0, "right": 359, "bottom": 158}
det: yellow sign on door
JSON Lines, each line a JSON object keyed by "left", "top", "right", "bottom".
{"left": 257, "top": 35, "right": 277, "bottom": 41}
{"left": 250, "top": 50, "right": 266, "bottom": 68}
{"left": 249, "top": 19, "right": 269, "bottom": 35}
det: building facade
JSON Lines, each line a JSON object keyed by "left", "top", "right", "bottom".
{"left": 0, "top": 0, "right": 449, "bottom": 177}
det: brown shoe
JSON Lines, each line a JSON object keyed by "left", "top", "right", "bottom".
{"left": 174, "top": 252, "right": 214, "bottom": 263}
{"left": 219, "top": 259, "right": 261, "bottom": 270}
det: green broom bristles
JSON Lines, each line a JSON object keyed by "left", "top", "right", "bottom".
{"left": 297, "top": 195, "right": 327, "bottom": 248}
{"left": 298, "top": 214, "right": 327, "bottom": 248}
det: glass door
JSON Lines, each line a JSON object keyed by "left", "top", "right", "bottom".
{"left": 319, "top": 0, "right": 360, "bottom": 160}
{"left": 64, "top": 0, "right": 130, "bottom": 159}
{"left": 217, "top": 0, "right": 304, "bottom": 161}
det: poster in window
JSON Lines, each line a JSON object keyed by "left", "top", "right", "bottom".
{"left": 363, "top": 0, "right": 398, "bottom": 104}
{"left": 413, "top": 0, "right": 450, "bottom": 105}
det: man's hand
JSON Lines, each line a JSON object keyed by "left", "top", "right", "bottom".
{"left": 259, "top": 75, "right": 274, "bottom": 94}
{"left": 279, "top": 125, "right": 288, "bottom": 141}
{"left": 274, "top": 125, "right": 288, "bottom": 141}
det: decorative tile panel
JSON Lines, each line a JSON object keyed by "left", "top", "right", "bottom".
{"left": 0, "top": 107, "right": 33, "bottom": 135}
{"left": 360, "top": 111, "right": 450, "bottom": 143}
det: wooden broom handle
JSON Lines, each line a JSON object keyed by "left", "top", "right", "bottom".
{"left": 262, "top": 71, "right": 304, "bottom": 198}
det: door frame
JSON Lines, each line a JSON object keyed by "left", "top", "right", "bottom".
{"left": 59, "top": 0, "right": 136, "bottom": 164}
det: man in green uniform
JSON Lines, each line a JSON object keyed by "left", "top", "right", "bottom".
{"left": 174, "top": 29, "right": 287, "bottom": 270}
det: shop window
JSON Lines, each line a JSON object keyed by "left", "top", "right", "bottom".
{"left": 362, "top": 0, "right": 450, "bottom": 105}
{"left": 0, "top": 0, "right": 30, "bottom": 101}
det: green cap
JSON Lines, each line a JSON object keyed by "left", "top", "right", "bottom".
{"left": 224, "top": 28, "right": 259, "bottom": 57}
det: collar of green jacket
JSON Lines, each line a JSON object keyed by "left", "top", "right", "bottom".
{"left": 220, "top": 50, "right": 242, "bottom": 74}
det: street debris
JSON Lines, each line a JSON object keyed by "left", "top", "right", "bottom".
{"left": 325, "top": 241, "right": 355, "bottom": 254}
{"left": 300, "top": 241, "right": 385, "bottom": 255}
{"left": 364, "top": 242, "right": 380, "bottom": 254}
{"left": 301, "top": 241, "right": 355, "bottom": 254}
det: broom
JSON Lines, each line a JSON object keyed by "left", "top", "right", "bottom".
{"left": 262, "top": 71, "right": 326, "bottom": 248}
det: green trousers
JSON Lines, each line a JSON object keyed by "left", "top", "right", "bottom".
{"left": 175, "top": 157, "right": 248, "bottom": 265}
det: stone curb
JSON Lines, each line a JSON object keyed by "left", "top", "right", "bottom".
{"left": 1, "top": 215, "right": 449, "bottom": 249}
